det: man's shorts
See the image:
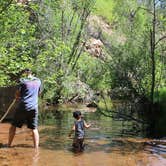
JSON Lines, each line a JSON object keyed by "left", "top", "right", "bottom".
{"left": 12, "top": 109, "right": 38, "bottom": 129}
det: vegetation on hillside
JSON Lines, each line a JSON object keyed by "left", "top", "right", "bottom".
{"left": 0, "top": 0, "right": 165, "bottom": 106}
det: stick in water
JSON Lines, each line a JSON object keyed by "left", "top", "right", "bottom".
{"left": 0, "top": 99, "right": 16, "bottom": 123}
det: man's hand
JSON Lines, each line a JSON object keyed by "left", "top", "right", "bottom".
{"left": 15, "top": 90, "right": 20, "bottom": 100}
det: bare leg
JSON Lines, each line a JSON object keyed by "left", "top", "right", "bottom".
{"left": 32, "top": 129, "right": 39, "bottom": 149}
{"left": 8, "top": 125, "right": 16, "bottom": 147}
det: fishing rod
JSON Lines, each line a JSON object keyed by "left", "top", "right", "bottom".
{"left": 0, "top": 99, "right": 16, "bottom": 123}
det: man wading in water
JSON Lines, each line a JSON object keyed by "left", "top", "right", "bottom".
{"left": 8, "top": 69, "right": 41, "bottom": 149}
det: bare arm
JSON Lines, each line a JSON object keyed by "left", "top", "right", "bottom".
{"left": 68, "top": 124, "right": 75, "bottom": 137}
{"left": 84, "top": 120, "right": 91, "bottom": 128}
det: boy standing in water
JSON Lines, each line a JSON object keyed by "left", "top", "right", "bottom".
{"left": 69, "top": 111, "right": 91, "bottom": 152}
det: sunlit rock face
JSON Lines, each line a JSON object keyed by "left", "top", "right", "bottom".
{"left": 85, "top": 15, "right": 126, "bottom": 60}
{"left": 85, "top": 38, "right": 104, "bottom": 59}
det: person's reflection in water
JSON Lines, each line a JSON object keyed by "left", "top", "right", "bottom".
{"left": 32, "top": 148, "right": 40, "bottom": 166}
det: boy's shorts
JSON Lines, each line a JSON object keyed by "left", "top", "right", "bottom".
{"left": 12, "top": 109, "right": 38, "bottom": 129}
{"left": 73, "top": 138, "right": 84, "bottom": 151}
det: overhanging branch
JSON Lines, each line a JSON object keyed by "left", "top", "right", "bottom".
{"left": 155, "top": 35, "right": 166, "bottom": 47}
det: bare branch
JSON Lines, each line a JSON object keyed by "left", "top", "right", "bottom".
{"left": 155, "top": 35, "right": 166, "bottom": 47}
{"left": 99, "top": 92, "right": 146, "bottom": 124}
{"left": 130, "top": 6, "right": 153, "bottom": 19}
{"left": 138, "top": 7, "right": 153, "bottom": 15}
{"left": 71, "top": 41, "right": 86, "bottom": 71}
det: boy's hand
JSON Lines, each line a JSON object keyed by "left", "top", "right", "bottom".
{"left": 87, "top": 123, "right": 91, "bottom": 128}
{"left": 84, "top": 121, "right": 91, "bottom": 128}
{"left": 68, "top": 133, "right": 72, "bottom": 138}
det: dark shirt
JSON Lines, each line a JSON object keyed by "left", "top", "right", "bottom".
{"left": 18, "top": 76, "right": 41, "bottom": 111}
{"left": 74, "top": 119, "right": 85, "bottom": 139}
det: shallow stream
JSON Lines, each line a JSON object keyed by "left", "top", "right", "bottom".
{"left": 0, "top": 103, "right": 166, "bottom": 166}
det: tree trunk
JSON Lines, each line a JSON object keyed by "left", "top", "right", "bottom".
{"left": 150, "top": 0, "right": 156, "bottom": 104}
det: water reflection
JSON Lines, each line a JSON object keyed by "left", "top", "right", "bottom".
{"left": 38, "top": 107, "right": 166, "bottom": 153}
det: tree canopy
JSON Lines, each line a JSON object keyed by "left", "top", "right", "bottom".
{"left": 0, "top": 0, "right": 165, "bottom": 104}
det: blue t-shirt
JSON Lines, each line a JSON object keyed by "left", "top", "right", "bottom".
{"left": 18, "top": 76, "right": 41, "bottom": 111}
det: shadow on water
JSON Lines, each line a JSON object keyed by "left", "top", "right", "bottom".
{"left": 144, "top": 105, "right": 166, "bottom": 138}
{"left": 98, "top": 100, "right": 166, "bottom": 138}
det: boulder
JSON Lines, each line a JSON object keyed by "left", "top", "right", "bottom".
{"left": 85, "top": 38, "right": 105, "bottom": 59}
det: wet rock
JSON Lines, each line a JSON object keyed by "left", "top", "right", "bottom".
{"left": 62, "top": 80, "right": 95, "bottom": 103}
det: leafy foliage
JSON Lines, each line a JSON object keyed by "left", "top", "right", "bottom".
{"left": 0, "top": 0, "right": 165, "bottom": 105}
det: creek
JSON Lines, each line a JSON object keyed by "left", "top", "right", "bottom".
{"left": 0, "top": 102, "right": 166, "bottom": 166}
